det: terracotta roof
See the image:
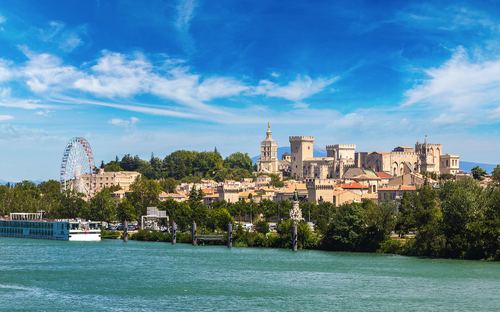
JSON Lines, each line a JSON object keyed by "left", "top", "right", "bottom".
{"left": 336, "top": 182, "right": 368, "bottom": 189}
{"left": 376, "top": 172, "right": 391, "bottom": 179}
{"left": 282, "top": 183, "right": 307, "bottom": 193}
{"left": 238, "top": 192, "right": 257, "bottom": 197}
{"left": 353, "top": 174, "right": 381, "bottom": 180}
{"left": 203, "top": 194, "right": 219, "bottom": 198}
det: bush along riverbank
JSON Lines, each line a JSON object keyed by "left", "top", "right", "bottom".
{"left": 113, "top": 177, "right": 500, "bottom": 261}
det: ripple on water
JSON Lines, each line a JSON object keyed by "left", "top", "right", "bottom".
{"left": 1, "top": 237, "right": 500, "bottom": 311}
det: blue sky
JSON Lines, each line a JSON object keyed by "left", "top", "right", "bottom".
{"left": 1, "top": 0, "right": 500, "bottom": 181}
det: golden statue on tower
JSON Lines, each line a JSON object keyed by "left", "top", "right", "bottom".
{"left": 268, "top": 122, "right": 270, "bottom": 132}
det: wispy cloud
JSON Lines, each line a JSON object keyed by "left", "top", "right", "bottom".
{"left": 175, "top": 0, "right": 196, "bottom": 32}
{"left": 34, "top": 110, "right": 53, "bottom": 117}
{"left": 175, "top": 0, "right": 197, "bottom": 53}
{"left": 39, "top": 21, "right": 85, "bottom": 52}
{"left": 252, "top": 75, "right": 339, "bottom": 102}
{"left": 0, "top": 115, "right": 14, "bottom": 121}
{"left": 0, "top": 15, "right": 5, "bottom": 24}
{"left": 403, "top": 46, "right": 500, "bottom": 114}
{"left": 108, "top": 116, "right": 140, "bottom": 127}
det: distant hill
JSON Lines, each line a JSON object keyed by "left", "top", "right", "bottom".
{"left": 251, "top": 146, "right": 327, "bottom": 164}
{"left": 460, "top": 161, "right": 497, "bottom": 174}
{"left": 0, "top": 179, "right": 45, "bottom": 186}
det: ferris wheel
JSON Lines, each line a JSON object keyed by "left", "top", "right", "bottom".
{"left": 60, "top": 137, "right": 96, "bottom": 198}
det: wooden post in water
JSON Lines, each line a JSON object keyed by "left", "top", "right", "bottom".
{"left": 172, "top": 222, "right": 176, "bottom": 244}
{"left": 123, "top": 220, "right": 128, "bottom": 242}
{"left": 292, "top": 225, "right": 297, "bottom": 251}
{"left": 192, "top": 222, "right": 197, "bottom": 246}
{"left": 227, "top": 223, "right": 233, "bottom": 248}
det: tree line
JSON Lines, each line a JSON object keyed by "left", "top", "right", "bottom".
{"left": 3, "top": 165, "right": 500, "bottom": 261}
{"left": 101, "top": 148, "right": 257, "bottom": 182}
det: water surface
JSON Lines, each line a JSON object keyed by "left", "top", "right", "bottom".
{"left": 1, "top": 237, "right": 499, "bottom": 311}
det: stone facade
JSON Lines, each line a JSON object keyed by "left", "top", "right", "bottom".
{"left": 289, "top": 136, "right": 314, "bottom": 177}
{"left": 306, "top": 178, "right": 335, "bottom": 204}
{"left": 440, "top": 154, "right": 460, "bottom": 175}
{"left": 257, "top": 123, "right": 290, "bottom": 177}
{"left": 355, "top": 137, "right": 445, "bottom": 176}
{"left": 217, "top": 184, "right": 239, "bottom": 203}
{"left": 83, "top": 169, "right": 140, "bottom": 192}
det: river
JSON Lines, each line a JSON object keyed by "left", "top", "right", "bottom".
{"left": 1, "top": 237, "right": 499, "bottom": 311}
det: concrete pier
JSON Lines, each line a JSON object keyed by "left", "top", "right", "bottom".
{"left": 172, "top": 222, "right": 176, "bottom": 244}
{"left": 123, "top": 220, "right": 128, "bottom": 242}
{"left": 227, "top": 223, "right": 233, "bottom": 248}
{"left": 192, "top": 222, "right": 197, "bottom": 246}
{"left": 292, "top": 225, "right": 297, "bottom": 251}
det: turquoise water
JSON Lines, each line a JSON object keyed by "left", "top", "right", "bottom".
{"left": 1, "top": 237, "right": 500, "bottom": 311}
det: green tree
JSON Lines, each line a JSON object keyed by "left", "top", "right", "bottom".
{"left": 471, "top": 166, "right": 487, "bottom": 180}
{"left": 491, "top": 165, "right": 500, "bottom": 183}
{"left": 104, "top": 161, "right": 123, "bottom": 172}
{"left": 159, "top": 178, "right": 177, "bottom": 193}
{"left": 321, "top": 203, "right": 366, "bottom": 251}
{"left": 439, "top": 177, "right": 488, "bottom": 258}
{"left": 88, "top": 189, "right": 116, "bottom": 224}
{"left": 117, "top": 198, "right": 136, "bottom": 222}
{"left": 255, "top": 220, "right": 269, "bottom": 235}
{"left": 267, "top": 173, "right": 284, "bottom": 188}
{"left": 128, "top": 175, "right": 162, "bottom": 221}
{"left": 223, "top": 152, "right": 253, "bottom": 171}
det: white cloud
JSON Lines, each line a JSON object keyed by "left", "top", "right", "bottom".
{"left": 432, "top": 113, "right": 466, "bottom": 124}
{"left": 0, "top": 59, "right": 13, "bottom": 83}
{"left": 0, "top": 124, "right": 50, "bottom": 141}
{"left": 0, "top": 115, "right": 14, "bottom": 121}
{"left": 0, "top": 15, "right": 5, "bottom": 24}
{"left": 403, "top": 47, "right": 500, "bottom": 113}
{"left": 108, "top": 117, "right": 140, "bottom": 127}
{"left": 271, "top": 72, "right": 279, "bottom": 78}
{"left": 34, "top": 110, "right": 53, "bottom": 117}
{"left": 196, "top": 77, "right": 249, "bottom": 101}
{"left": 74, "top": 51, "right": 151, "bottom": 98}
{"left": 20, "top": 46, "right": 81, "bottom": 92}
{"left": 252, "top": 75, "right": 339, "bottom": 102}
{"left": 39, "top": 21, "right": 85, "bottom": 52}
{"left": 175, "top": 0, "right": 197, "bottom": 32}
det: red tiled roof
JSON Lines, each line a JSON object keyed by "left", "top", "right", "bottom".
{"left": 376, "top": 172, "right": 391, "bottom": 179}
{"left": 335, "top": 182, "right": 368, "bottom": 189}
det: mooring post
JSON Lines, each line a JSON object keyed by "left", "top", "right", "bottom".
{"left": 227, "top": 223, "right": 233, "bottom": 248}
{"left": 172, "top": 222, "right": 176, "bottom": 244}
{"left": 292, "top": 225, "right": 297, "bottom": 251}
{"left": 123, "top": 220, "right": 128, "bottom": 242}
{"left": 192, "top": 222, "right": 197, "bottom": 246}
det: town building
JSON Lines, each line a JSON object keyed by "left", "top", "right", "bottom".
{"left": 84, "top": 169, "right": 140, "bottom": 193}
{"left": 257, "top": 123, "right": 291, "bottom": 178}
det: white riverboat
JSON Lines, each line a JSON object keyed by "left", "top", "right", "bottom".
{"left": 0, "top": 213, "right": 101, "bottom": 241}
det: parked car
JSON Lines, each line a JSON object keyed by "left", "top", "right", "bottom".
{"left": 307, "top": 222, "right": 314, "bottom": 232}
{"left": 269, "top": 224, "right": 277, "bottom": 231}
{"left": 242, "top": 223, "right": 254, "bottom": 231}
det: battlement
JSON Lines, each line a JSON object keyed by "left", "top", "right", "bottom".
{"left": 217, "top": 185, "right": 239, "bottom": 193}
{"left": 326, "top": 144, "right": 356, "bottom": 149}
{"left": 390, "top": 151, "right": 417, "bottom": 156}
{"left": 305, "top": 178, "right": 335, "bottom": 189}
{"left": 289, "top": 136, "right": 314, "bottom": 142}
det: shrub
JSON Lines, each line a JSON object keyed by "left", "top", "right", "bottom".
{"left": 378, "top": 239, "right": 402, "bottom": 254}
